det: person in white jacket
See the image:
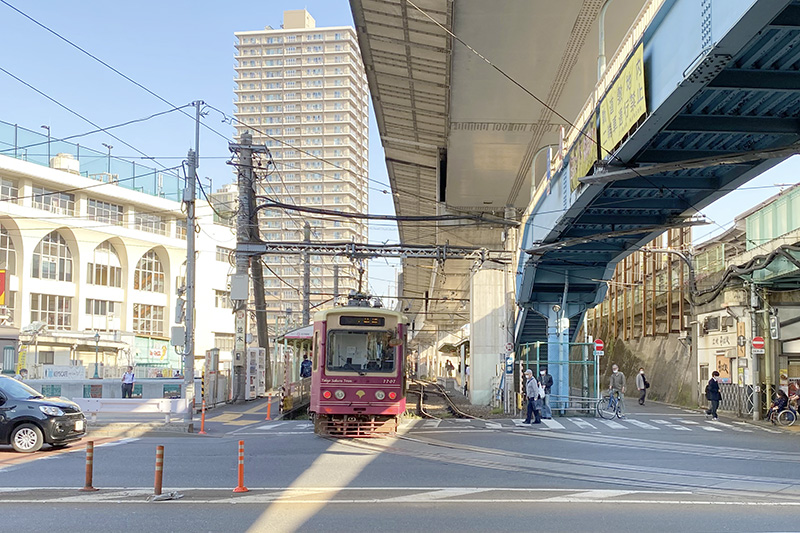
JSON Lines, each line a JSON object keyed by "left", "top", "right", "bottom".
{"left": 523, "top": 369, "right": 542, "bottom": 424}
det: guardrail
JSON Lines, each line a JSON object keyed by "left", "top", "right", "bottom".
{"left": 71, "top": 398, "right": 190, "bottom": 424}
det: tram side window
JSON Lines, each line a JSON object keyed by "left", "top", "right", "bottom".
{"left": 327, "top": 330, "right": 395, "bottom": 373}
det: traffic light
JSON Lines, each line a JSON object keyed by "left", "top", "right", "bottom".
{"left": 770, "top": 315, "right": 780, "bottom": 340}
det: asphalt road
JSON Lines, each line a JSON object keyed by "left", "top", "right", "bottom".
{"left": 1, "top": 401, "right": 798, "bottom": 532}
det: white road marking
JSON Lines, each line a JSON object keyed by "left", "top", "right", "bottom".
{"left": 540, "top": 419, "right": 565, "bottom": 430}
{"left": 652, "top": 419, "right": 691, "bottom": 431}
{"left": 255, "top": 422, "right": 287, "bottom": 430}
{"left": 97, "top": 438, "right": 140, "bottom": 447}
{"left": 676, "top": 419, "right": 699, "bottom": 425}
{"left": 381, "top": 488, "right": 486, "bottom": 503}
{"left": 700, "top": 426, "right": 723, "bottom": 432}
{"left": 625, "top": 419, "right": 660, "bottom": 430}
{"left": 567, "top": 418, "right": 596, "bottom": 430}
{"left": 423, "top": 420, "right": 441, "bottom": 429}
{"left": 596, "top": 419, "right": 627, "bottom": 429}
{"left": 485, "top": 422, "right": 503, "bottom": 430}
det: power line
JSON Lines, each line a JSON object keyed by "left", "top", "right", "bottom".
{"left": 0, "top": 0, "right": 233, "bottom": 145}
{"left": 0, "top": 105, "right": 192, "bottom": 156}
{"left": 0, "top": 65, "right": 179, "bottom": 174}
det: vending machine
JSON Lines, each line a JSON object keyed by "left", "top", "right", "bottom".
{"left": 246, "top": 347, "right": 266, "bottom": 400}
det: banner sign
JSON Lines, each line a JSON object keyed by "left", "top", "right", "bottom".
{"left": 569, "top": 116, "right": 598, "bottom": 191}
{"left": 600, "top": 43, "right": 646, "bottom": 154}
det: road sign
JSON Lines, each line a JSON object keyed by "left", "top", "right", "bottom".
{"left": 737, "top": 335, "right": 746, "bottom": 347}
{"left": 752, "top": 336, "right": 765, "bottom": 355}
{"left": 594, "top": 338, "right": 604, "bottom": 356}
{"left": 505, "top": 356, "right": 514, "bottom": 374}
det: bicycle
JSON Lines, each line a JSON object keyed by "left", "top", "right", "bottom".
{"left": 768, "top": 406, "right": 797, "bottom": 426}
{"left": 597, "top": 390, "right": 623, "bottom": 419}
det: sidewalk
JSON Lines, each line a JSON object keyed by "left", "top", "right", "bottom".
{"left": 85, "top": 395, "right": 285, "bottom": 438}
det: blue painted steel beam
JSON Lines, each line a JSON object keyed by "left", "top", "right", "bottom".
{"left": 665, "top": 114, "right": 800, "bottom": 133}
{"left": 709, "top": 69, "right": 800, "bottom": 90}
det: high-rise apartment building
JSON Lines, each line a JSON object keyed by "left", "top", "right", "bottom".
{"left": 234, "top": 9, "right": 370, "bottom": 333}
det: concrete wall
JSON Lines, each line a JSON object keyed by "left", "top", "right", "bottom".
{"left": 592, "top": 325, "right": 697, "bottom": 407}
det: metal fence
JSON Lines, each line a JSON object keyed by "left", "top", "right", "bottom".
{"left": 517, "top": 341, "right": 599, "bottom": 415}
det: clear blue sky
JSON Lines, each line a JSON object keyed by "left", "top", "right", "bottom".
{"left": 0, "top": 0, "right": 401, "bottom": 298}
{"left": 0, "top": 0, "right": 795, "bottom": 295}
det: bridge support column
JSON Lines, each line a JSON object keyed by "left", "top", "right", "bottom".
{"left": 469, "top": 260, "right": 511, "bottom": 406}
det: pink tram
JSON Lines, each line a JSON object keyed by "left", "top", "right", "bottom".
{"left": 310, "top": 298, "right": 407, "bottom": 437}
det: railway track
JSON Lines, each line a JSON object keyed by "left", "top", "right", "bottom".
{"left": 407, "top": 379, "right": 477, "bottom": 420}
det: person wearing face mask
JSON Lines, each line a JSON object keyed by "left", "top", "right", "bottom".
{"left": 608, "top": 364, "right": 626, "bottom": 417}
{"left": 635, "top": 367, "right": 650, "bottom": 406}
{"left": 705, "top": 370, "right": 722, "bottom": 420}
{"left": 538, "top": 367, "right": 553, "bottom": 419}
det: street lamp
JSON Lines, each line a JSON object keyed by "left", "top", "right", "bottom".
{"left": 40, "top": 125, "right": 50, "bottom": 165}
{"left": 102, "top": 143, "right": 113, "bottom": 174}
{"left": 93, "top": 332, "right": 101, "bottom": 379}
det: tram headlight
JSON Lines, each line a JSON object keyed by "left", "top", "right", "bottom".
{"left": 375, "top": 390, "right": 386, "bottom": 400}
{"left": 388, "top": 391, "right": 397, "bottom": 400}
{"left": 322, "top": 390, "right": 332, "bottom": 399}
{"left": 334, "top": 389, "right": 346, "bottom": 400}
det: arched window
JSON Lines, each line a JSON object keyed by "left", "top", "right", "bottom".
{"left": 0, "top": 225, "right": 16, "bottom": 275}
{"left": 87, "top": 241, "right": 122, "bottom": 287}
{"left": 32, "top": 231, "right": 72, "bottom": 281}
{"left": 134, "top": 250, "right": 165, "bottom": 293}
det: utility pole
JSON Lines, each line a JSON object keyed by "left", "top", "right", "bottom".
{"left": 183, "top": 100, "right": 202, "bottom": 428}
{"left": 302, "top": 222, "right": 311, "bottom": 325}
{"left": 230, "top": 132, "right": 270, "bottom": 399}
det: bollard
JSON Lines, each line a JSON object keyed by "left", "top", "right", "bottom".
{"left": 233, "top": 440, "right": 249, "bottom": 493}
{"left": 79, "top": 441, "right": 99, "bottom": 492}
{"left": 198, "top": 399, "right": 207, "bottom": 435}
{"left": 265, "top": 394, "right": 272, "bottom": 421}
{"left": 154, "top": 445, "right": 164, "bottom": 496}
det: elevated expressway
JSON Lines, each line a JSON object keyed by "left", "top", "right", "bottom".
{"left": 351, "top": 0, "right": 800, "bottom": 403}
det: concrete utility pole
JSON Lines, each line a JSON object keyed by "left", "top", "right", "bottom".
{"left": 230, "top": 132, "right": 271, "bottom": 399}
{"left": 183, "top": 100, "right": 202, "bottom": 427}
{"left": 302, "top": 222, "right": 311, "bottom": 325}
{"left": 333, "top": 264, "right": 339, "bottom": 301}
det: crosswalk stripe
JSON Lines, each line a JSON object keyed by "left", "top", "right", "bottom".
{"left": 676, "top": 419, "right": 699, "bottom": 425}
{"left": 485, "top": 422, "right": 503, "bottom": 430}
{"left": 596, "top": 419, "right": 627, "bottom": 429}
{"left": 255, "top": 422, "right": 286, "bottom": 430}
{"left": 700, "top": 426, "right": 723, "bottom": 432}
{"left": 567, "top": 418, "right": 596, "bottom": 430}
{"left": 626, "top": 419, "right": 659, "bottom": 430}
{"left": 540, "top": 419, "right": 565, "bottom": 430}
{"left": 423, "top": 420, "right": 442, "bottom": 429}
{"left": 650, "top": 419, "right": 690, "bottom": 431}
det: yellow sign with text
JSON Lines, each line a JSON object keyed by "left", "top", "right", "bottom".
{"left": 569, "top": 118, "right": 597, "bottom": 191}
{"left": 600, "top": 43, "right": 646, "bottom": 153}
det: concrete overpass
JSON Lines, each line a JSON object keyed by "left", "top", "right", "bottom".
{"left": 351, "top": 0, "right": 800, "bottom": 404}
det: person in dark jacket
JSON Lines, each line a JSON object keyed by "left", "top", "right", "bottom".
{"left": 538, "top": 367, "right": 554, "bottom": 419}
{"left": 705, "top": 371, "right": 722, "bottom": 420}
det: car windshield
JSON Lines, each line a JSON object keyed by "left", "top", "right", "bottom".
{"left": 0, "top": 377, "right": 44, "bottom": 400}
{"left": 327, "top": 330, "right": 396, "bottom": 374}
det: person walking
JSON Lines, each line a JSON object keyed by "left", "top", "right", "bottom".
{"left": 523, "top": 369, "right": 542, "bottom": 425}
{"left": 121, "top": 366, "right": 135, "bottom": 398}
{"left": 609, "top": 364, "right": 626, "bottom": 417}
{"left": 538, "top": 367, "right": 554, "bottom": 419}
{"left": 705, "top": 370, "right": 722, "bottom": 420}
{"left": 636, "top": 367, "right": 650, "bottom": 405}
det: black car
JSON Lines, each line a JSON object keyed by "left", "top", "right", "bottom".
{"left": 0, "top": 375, "right": 86, "bottom": 452}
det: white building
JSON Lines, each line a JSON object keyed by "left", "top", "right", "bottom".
{"left": 233, "top": 9, "right": 370, "bottom": 332}
{"left": 0, "top": 122, "right": 236, "bottom": 378}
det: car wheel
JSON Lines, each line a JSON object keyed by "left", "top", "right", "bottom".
{"left": 11, "top": 424, "right": 44, "bottom": 453}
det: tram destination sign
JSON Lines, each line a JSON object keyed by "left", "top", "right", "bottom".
{"left": 339, "top": 316, "right": 386, "bottom": 327}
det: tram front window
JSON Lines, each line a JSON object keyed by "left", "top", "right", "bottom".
{"left": 327, "top": 330, "right": 396, "bottom": 374}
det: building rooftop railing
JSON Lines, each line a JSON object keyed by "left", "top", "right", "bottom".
{"left": 0, "top": 120, "right": 184, "bottom": 202}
